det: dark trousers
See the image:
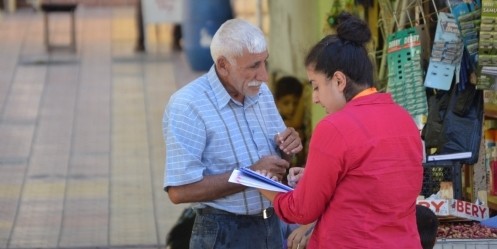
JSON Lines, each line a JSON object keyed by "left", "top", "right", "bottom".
{"left": 190, "top": 207, "right": 283, "bottom": 249}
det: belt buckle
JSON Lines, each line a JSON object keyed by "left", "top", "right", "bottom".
{"left": 262, "top": 208, "right": 273, "bottom": 219}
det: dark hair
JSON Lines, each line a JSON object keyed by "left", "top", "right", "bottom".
{"left": 416, "top": 205, "right": 439, "bottom": 249}
{"left": 305, "top": 12, "right": 373, "bottom": 101}
{"left": 274, "top": 76, "right": 303, "bottom": 100}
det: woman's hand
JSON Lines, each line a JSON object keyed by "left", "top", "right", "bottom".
{"left": 287, "top": 223, "right": 314, "bottom": 249}
{"left": 287, "top": 167, "right": 305, "bottom": 187}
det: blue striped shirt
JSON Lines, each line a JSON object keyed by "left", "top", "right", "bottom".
{"left": 163, "top": 66, "right": 286, "bottom": 215}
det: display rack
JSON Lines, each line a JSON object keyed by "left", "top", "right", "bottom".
{"left": 422, "top": 160, "right": 464, "bottom": 199}
{"left": 378, "top": 0, "right": 491, "bottom": 204}
{"left": 377, "top": 0, "right": 446, "bottom": 87}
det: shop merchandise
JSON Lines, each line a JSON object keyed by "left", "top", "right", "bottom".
{"left": 477, "top": 0, "right": 497, "bottom": 90}
{"left": 424, "top": 12, "right": 464, "bottom": 90}
{"left": 386, "top": 27, "right": 428, "bottom": 118}
{"left": 449, "top": 0, "right": 481, "bottom": 68}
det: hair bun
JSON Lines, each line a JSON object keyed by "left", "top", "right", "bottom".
{"left": 336, "top": 12, "right": 371, "bottom": 46}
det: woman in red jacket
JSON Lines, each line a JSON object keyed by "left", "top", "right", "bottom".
{"left": 260, "top": 12, "right": 424, "bottom": 249}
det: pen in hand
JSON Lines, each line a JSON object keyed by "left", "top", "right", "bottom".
{"left": 287, "top": 167, "right": 304, "bottom": 188}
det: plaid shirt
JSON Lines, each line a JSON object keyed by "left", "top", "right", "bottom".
{"left": 163, "top": 66, "right": 286, "bottom": 215}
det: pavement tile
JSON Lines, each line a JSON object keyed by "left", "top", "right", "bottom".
{"left": 0, "top": 6, "right": 190, "bottom": 248}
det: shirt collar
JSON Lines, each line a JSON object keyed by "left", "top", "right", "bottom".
{"left": 207, "top": 65, "right": 261, "bottom": 109}
{"left": 352, "top": 87, "right": 377, "bottom": 100}
{"left": 349, "top": 92, "right": 393, "bottom": 106}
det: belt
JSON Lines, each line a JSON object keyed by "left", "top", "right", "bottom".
{"left": 196, "top": 206, "right": 274, "bottom": 219}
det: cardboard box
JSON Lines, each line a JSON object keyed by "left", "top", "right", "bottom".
{"left": 417, "top": 199, "right": 490, "bottom": 221}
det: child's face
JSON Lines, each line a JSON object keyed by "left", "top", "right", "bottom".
{"left": 276, "top": 94, "right": 299, "bottom": 119}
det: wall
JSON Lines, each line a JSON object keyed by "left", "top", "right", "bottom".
{"left": 269, "top": 1, "right": 381, "bottom": 130}
{"left": 268, "top": 0, "right": 320, "bottom": 79}
{"left": 268, "top": 0, "right": 330, "bottom": 130}
{"left": 231, "top": 0, "right": 269, "bottom": 34}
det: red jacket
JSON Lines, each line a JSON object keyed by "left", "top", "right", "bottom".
{"left": 274, "top": 93, "right": 423, "bottom": 249}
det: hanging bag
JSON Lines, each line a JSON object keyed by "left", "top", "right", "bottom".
{"left": 438, "top": 83, "right": 484, "bottom": 164}
{"left": 421, "top": 90, "right": 451, "bottom": 150}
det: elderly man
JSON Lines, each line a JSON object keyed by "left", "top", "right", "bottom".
{"left": 162, "top": 19, "right": 302, "bottom": 249}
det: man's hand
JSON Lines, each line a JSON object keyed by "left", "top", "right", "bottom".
{"left": 255, "top": 169, "right": 279, "bottom": 182}
{"left": 276, "top": 127, "right": 303, "bottom": 156}
{"left": 251, "top": 155, "right": 289, "bottom": 181}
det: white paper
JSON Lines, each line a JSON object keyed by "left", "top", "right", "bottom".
{"left": 229, "top": 169, "right": 293, "bottom": 193}
{"left": 426, "top": 151, "right": 472, "bottom": 161}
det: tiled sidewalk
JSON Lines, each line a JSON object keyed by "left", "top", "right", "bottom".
{"left": 0, "top": 6, "right": 199, "bottom": 249}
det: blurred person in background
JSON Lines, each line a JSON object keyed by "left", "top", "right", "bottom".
{"left": 135, "top": 1, "right": 182, "bottom": 52}
{"left": 274, "top": 76, "right": 308, "bottom": 167}
{"left": 416, "top": 205, "right": 439, "bottom": 249}
{"left": 135, "top": 0, "right": 145, "bottom": 52}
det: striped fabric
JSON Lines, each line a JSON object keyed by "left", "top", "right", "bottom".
{"left": 163, "top": 66, "right": 286, "bottom": 215}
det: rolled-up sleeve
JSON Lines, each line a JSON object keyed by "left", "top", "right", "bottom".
{"left": 163, "top": 93, "right": 207, "bottom": 189}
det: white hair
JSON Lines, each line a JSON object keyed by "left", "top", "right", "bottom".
{"left": 210, "top": 19, "right": 267, "bottom": 64}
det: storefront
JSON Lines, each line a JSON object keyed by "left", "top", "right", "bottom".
{"left": 268, "top": 0, "right": 497, "bottom": 243}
